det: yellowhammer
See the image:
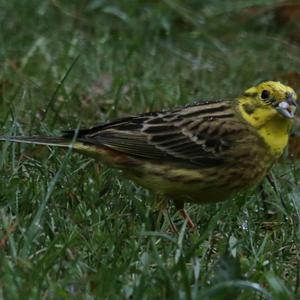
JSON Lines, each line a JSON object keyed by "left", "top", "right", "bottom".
{"left": 0, "top": 81, "right": 297, "bottom": 227}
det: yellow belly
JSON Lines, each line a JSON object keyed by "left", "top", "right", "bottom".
{"left": 125, "top": 157, "right": 271, "bottom": 205}
{"left": 74, "top": 139, "right": 275, "bottom": 204}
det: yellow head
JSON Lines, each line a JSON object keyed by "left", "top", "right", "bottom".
{"left": 239, "top": 81, "right": 297, "bottom": 126}
{"left": 238, "top": 81, "right": 297, "bottom": 156}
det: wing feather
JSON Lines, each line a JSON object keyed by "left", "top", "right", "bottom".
{"left": 65, "top": 100, "right": 247, "bottom": 166}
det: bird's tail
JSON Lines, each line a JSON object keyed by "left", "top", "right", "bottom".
{"left": 0, "top": 134, "right": 127, "bottom": 167}
{"left": 0, "top": 135, "right": 72, "bottom": 148}
{"left": 0, "top": 135, "right": 135, "bottom": 167}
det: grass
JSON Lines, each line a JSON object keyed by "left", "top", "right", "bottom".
{"left": 0, "top": 0, "right": 300, "bottom": 299}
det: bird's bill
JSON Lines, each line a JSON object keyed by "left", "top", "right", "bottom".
{"left": 276, "top": 96, "right": 297, "bottom": 119}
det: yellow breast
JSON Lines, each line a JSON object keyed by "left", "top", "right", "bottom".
{"left": 238, "top": 101, "right": 292, "bottom": 159}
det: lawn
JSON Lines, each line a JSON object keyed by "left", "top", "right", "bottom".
{"left": 0, "top": 1, "right": 300, "bottom": 299}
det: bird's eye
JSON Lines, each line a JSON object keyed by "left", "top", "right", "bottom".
{"left": 261, "top": 90, "right": 270, "bottom": 99}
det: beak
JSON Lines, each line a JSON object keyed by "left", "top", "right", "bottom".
{"left": 276, "top": 95, "right": 297, "bottom": 119}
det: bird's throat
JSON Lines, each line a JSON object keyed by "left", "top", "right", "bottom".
{"left": 238, "top": 99, "right": 292, "bottom": 157}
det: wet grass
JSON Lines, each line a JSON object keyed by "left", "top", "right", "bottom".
{"left": 0, "top": 1, "right": 300, "bottom": 299}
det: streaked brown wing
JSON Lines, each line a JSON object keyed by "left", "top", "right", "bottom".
{"left": 65, "top": 100, "right": 246, "bottom": 166}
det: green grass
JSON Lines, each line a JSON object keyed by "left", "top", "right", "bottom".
{"left": 0, "top": 1, "right": 300, "bottom": 299}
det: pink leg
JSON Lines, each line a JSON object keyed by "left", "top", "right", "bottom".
{"left": 179, "top": 209, "right": 195, "bottom": 229}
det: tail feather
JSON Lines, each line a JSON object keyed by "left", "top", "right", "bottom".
{"left": 0, "top": 136, "right": 72, "bottom": 148}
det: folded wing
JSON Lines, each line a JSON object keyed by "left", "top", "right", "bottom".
{"left": 64, "top": 101, "right": 246, "bottom": 167}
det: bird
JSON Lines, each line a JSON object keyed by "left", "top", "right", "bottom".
{"left": 0, "top": 81, "right": 297, "bottom": 228}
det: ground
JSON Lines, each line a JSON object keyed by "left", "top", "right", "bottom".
{"left": 0, "top": 1, "right": 300, "bottom": 299}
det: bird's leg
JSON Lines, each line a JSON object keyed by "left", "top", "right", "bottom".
{"left": 174, "top": 201, "right": 195, "bottom": 230}
{"left": 179, "top": 209, "right": 195, "bottom": 230}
